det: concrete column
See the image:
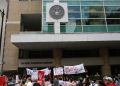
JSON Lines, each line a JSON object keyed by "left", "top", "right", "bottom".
{"left": 99, "top": 48, "right": 111, "bottom": 75}
{"left": 53, "top": 48, "right": 62, "bottom": 68}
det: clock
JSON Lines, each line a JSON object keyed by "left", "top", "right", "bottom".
{"left": 49, "top": 5, "right": 65, "bottom": 19}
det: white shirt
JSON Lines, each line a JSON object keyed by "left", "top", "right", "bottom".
{"left": 59, "top": 80, "right": 64, "bottom": 85}
{"left": 27, "top": 82, "right": 33, "bottom": 86}
{"left": 90, "top": 83, "right": 98, "bottom": 86}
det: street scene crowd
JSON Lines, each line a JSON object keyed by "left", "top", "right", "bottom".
{"left": 1, "top": 67, "right": 120, "bottom": 86}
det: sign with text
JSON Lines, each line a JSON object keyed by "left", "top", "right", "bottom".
{"left": 19, "top": 59, "right": 55, "bottom": 67}
{"left": 64, "top": 63, "right": 85, "bottom": 74}
{"left": 40, "top": 68, "right": 51, "bottom": 75}
{"left": 26, "top": 68, "right": 33, "bottom": 75}
{"left": 38, "top": 71, "right": 45, "bottom": 85}
{"left": 53, "top": 67, "right": 63, "bottom": 75}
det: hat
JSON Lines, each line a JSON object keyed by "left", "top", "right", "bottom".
{"left": 105, "top": 77, "right": 112, "bottom": 81}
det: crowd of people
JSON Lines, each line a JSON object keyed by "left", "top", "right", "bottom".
{"left": 4, "top": 74, "right": 120, "bottom": 86}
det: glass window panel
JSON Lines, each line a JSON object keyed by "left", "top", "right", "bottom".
{"left": 81, "top": 1, "right": 103, "bottom": 5}
{"left": 83, "top": 26, "right": 107, "bottom": 32}
{"left": 43, "top": 1, "right": 53, "bottom": 5}
{"left": 68, "top": 13, "right": 81, "bottom": 18}
{"left": 66, "top": 19, "right": 81, "bottom": 25}
{"left": 107, "top": 19, "right": 120, "bottom": 25}
{"left": 108, "top": 26, "right": 120, "bottom": 32}
{"left": 43, "top": 6, "right": 46, "bottom": 12}
{"left": 19, "top": 0, "right": 28, "bottom": 1}
{"left": 68, "top": 6, "right": 80, "bottom": 12}
{"left": 82, "top": 12, "right": 105, "bottom": 18}
{"left": 82, "top": 19, "right": 106, "bottom": 25}
{"left": 60, "top": 1, "right": 80, "bottom": 5}
{"left": 81, "top": 6, "right": 104, "bottom": 12}
{"left": 32, "top": 0, "right": 40, "bottom": 1}
{"left": 43, "top": 26, "right": 54, "bottom": 33}
{"left": 43, "top": 19, "right": 53, "bottom": 25}
{"left": 104, "top": 1, "right": 120, "bottom": 5}
{"left": 106, "top": 13, "right": 120, "bottom": 18}
{"left": 60, "top": 26, "right": 82, "bottom": 33}
{"left": 43, "top": 13, "right": 46, "bottom": 19}
{"left": 105, "top": 6, "right": 120, "bottom": 12}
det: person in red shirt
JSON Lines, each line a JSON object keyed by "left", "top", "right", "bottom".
{"left": 106, "top": 77, "right": 116, "bottom": 86}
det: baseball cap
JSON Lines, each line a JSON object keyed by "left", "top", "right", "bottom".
{"left": 105, "top": 77, "right": 112, "bottom": 81}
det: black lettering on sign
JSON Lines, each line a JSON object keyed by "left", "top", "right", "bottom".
{"left": 21, "top": 62, "right": 53, "bottom": 65}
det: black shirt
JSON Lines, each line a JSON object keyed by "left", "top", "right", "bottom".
{"left": 33, "top": 83, "right": 41, "bottom": 86}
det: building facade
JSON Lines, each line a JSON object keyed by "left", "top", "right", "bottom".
{"left": 3, "top": 0, "right": 120, "bottom": 76}
{"left": 0, "top": 0, "right": 7, "bottom": 76}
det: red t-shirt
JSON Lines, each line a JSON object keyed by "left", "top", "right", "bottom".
{"left": 108, "top": 84, "right": 116, "bottom": 86}
{"left": 38, "top": 71, "right": 45, "bottom": 85}
{"left": 104, "top": 82, "right": 107, "bottom": 86}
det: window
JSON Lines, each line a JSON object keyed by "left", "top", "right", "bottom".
{"left": 82, "top": 19, "right": 106, "bottom": 25}
{"left": 19, "top": 50, "right": 53, "bottom": 59}
{"left": 31, "top": 0, "right": 40, "bottom": 1}
{"left": 82, "top": 12, "right": 105, "bottom": 18}
{"left": 19, "top": 0, "right": 28, "bottom": 1}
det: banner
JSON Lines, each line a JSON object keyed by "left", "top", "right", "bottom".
{"left": 26, "top": 68, "right": 33, "bottom": 75}
{"left": 64, "top": 63, "right": 85, "bottom": 74}
{"left": 38, "top": 71, "right": 45, "bottom": 85}
{"left": 53, "top": 67, "right": 63, "bottom": 75}
{"left": 40, "top": 68, "right": 50, "bottom": 75}
{"left": 0, "top": 76, "right": 6, "bottom": 86}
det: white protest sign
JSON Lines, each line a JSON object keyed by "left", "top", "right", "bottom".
{"left": 31, "top": 70, "right": 38, "bottom": 80}
{"left": 26, "top": 68, "right": 33, "bottom": 75}
{"left": 40, "top": 68, "right": 49, "bottom": 75}
{"left": 64, "top": 63, "right": 85, "bottom": 74}
{"left": 53, "top": 67, "right": 63, "bottom": 75}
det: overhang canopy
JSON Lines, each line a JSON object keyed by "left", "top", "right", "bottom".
{"left": 11, "top": 33, "right": 120, "bottom": 50}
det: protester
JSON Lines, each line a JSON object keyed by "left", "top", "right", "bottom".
{"left": 53, "top": 76, "right": 59, "bottom": 86}
{"left": 33, "top": 79, "right": 41, "bottom": 86}
{"left": 27, "top": 77, "right": 33, "bottom": 86}
{"left": 118, "top": 74, "right": 120, "bottom": 83}
{"left": 113, "top": 78, "right": 120, "bottom": 86}
{"left": 84, "top": 67, "right": 88, "bottom": 78}
{"left": 98, "top": 81, "right": 106, "bottom": 86}
{"left": 59, "top": 77, "right": 64, "bottom": 86}
{"left": 83, "top": 75, "right": 90, "bottom": 86}
{"left": 90, "top": 79, "right": 98, "bottom": 86}
{"left": 95, "top": 72, "right": 100, "bottom": 76}
{"left": 45, "top": 78, "right": 51, "bottom": 86}
{"left": 106, "top": 77, "right": 115, "bottom": 86}
{"left": 76, "top": 78, "right": 83, "bottom": 86}
{"left": 103, "top": 76, "right": 108, "bottom": 86}
{"left": 66, "top": 76, "right": 69, "bottom": 81}
{"left": 68, "top": 78, "right": 76, "bottom": 86}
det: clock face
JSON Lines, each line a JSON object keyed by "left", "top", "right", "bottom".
{"left": 49, "top": 5, "right": 65, "bottom": 19}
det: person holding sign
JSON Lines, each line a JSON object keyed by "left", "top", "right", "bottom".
{"left": 68, "top": 78, "right": 76, "bottom": 86}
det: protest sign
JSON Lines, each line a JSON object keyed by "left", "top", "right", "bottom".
{"left": 53, "top": 67, "right": 63, "bottom": 75}
{"left": 31, "top": 71, "right": 38, "bottom": 80}
{"left": 40, "top": 68, "right": 50, "bottom": 75}
{"left": 26, "top": 68, "right": 33, "bottom": 75}
{"left": 63, "top": 81, "right": 70, "bottom": 86}
{"left": 38, "top": 71, "right": 45, "bottom": 85}
{"left": 0, "top": 76, "right": 6, "bottom": 86}
{"left": 64, "top": 63, "right": 85, "bottom": 74}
